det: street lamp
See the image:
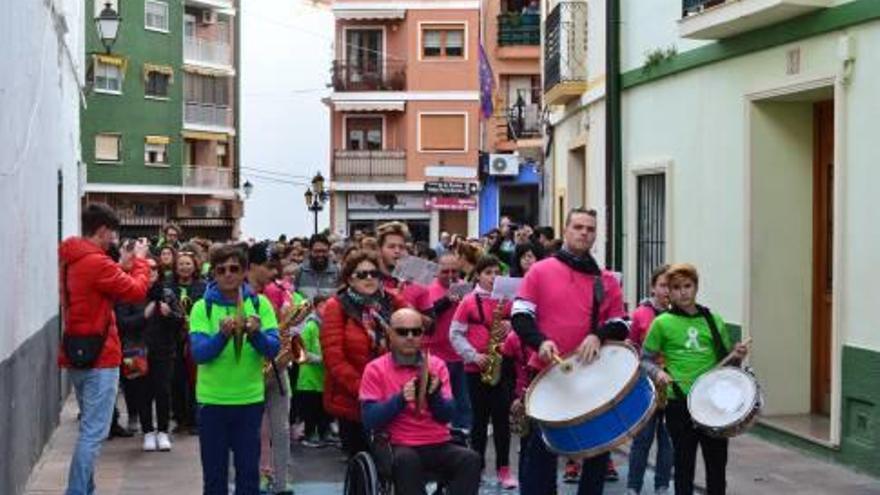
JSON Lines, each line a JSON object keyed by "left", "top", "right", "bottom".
{"left": 304, "top": 172, "right": 329, "bottom": 235}
{"left": 95, "top": 2, "right": 121, "bottom": 54}
{"left": 242, "top": 180, "right": 254, "bottom": 199}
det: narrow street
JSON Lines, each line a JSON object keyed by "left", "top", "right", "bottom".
{"left": 26, "top": 397, "right": 880, "bottom": 494}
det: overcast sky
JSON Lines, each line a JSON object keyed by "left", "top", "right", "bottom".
{"left": 239, "top": 0, "right": 333, "bottom": 240}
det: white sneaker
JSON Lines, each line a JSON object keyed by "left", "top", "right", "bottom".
{"left": 156, "top": 432, "right": 172, "bottom": 451}
{"left": 143, "top": 432, "right": 158, "bottom": 452}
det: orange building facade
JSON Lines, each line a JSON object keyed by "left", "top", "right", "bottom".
{"left": 328, "top": 0, "right": 482, "bottom": 242}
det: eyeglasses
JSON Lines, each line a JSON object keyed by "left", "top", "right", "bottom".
{"left": 215, "top": 265, "right": 242, "bottom": 275}
{"left": 393, "top": 326, "right": 423, "bottom": 338}
{"left": 353, "top": 269, "right": 381, "bottom": 280}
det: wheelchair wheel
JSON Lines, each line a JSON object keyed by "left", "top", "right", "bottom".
{"left": 344, "top": 451, "right": 382, "bottom": 495}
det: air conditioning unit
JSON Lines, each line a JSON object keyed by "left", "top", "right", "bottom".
{"left": 201, "top": 10, "right": 217, "bottom": 25}
{"left": 488, "top": 154, "right": 520, "bottom": 176}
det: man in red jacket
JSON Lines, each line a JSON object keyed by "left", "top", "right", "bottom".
{"left": 59, "top": 203, "right": 151, "bottom": 495}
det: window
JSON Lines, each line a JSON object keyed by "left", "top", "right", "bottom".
{"left": 145, "top": 1, "right": 169, "bottom": 32}
{"left": 145, "top": 70, "right": 170, "bottom": 97}
{"left": 94, "top": 61, "right": 122, "bottom": 93}
{"left": 95, "top": 134, "right": 121, "bottom": 162}
{"left": 144, "top": 137, "right": 169, "bottom": 165}
{"left": 184, "top": 73, "right": 229, "bottom": 106}
{"left": 419, "top": 114, "right": 466, "bottom": 152}
{"left": 421, "top": 25, "right": 466, "bottom": 59}
{"left": 636, "top": 173, "right": 666, "bottom": 300}
{"left": 346, "top": 117, "right": 383, "bottom": 150}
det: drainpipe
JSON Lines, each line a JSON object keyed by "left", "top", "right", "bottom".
{"left": 605, "top": 0, "right": 622, "bottom": 271}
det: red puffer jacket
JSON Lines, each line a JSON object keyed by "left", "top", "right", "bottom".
{"left": 58, "top": 237, "right": 151, "bottom": 368}
{"left": 320, "top": 292, "right": 407, "bottom": 422}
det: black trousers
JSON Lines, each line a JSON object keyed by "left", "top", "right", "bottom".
{"left": 171, "top": 350, "right": 195, "bottom": 428}
{"left": 142, "top": 357, "right": 174, "bottom": 433}
{"left": 665, "top": 399, "right": 729, "bottom": 495}
{"left": 339, "top": 418, "right": 370, "bottom": 457}
{"left": 466, "top": 371, "right": 512, "bottom": 470}
{"left": 297, "top": 390, "right": 330, "bottom": 438}
{"left": 392, "top": 442, "right": 481, "bottom": 495}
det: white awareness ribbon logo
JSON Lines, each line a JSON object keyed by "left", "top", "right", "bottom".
{"left": 685, "top": 327, "right": 703, "bottom": 351}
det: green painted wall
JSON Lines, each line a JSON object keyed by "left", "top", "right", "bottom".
{"left": 753, "top": 345, "right": 880, "bottom": 477}
{"left": 82, "top": 0, "right": 183, "bottom": 186}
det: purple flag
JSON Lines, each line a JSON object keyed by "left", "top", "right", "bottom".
{"left": 479, "top": 43, "right": 495, "bottom": 119}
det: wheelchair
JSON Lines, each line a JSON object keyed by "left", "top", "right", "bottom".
{"left": 343, "top": 447, "right": 447, "bottom": 495}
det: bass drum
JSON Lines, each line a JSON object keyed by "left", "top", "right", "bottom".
{"left": 688, "top": 366, "right": 763, "bottom": 438}
{"left": 525, "top": 342, "right": 656, "bottom": 458}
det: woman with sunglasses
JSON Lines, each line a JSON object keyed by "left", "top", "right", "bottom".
{"left": 320, "top": 250, "right": 407, "bottom": 458}
{"left": 450, "top": 255, "right": 518, "bottom": 489}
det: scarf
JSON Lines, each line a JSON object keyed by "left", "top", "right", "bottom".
{"left": 340, "top": 287, "right": 393, "bottom": 356}
{"left": 553, "top": 247, "right": 601, "bottom": 275}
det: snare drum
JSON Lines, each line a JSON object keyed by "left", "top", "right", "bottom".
{"left": 688, "top": 366, "right": 762, "bottom": 438}
{"left": 525, "top": 342, "right": 656, "bottom": 458}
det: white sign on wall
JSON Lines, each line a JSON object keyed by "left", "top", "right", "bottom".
{"left": 347, "top": 193, "right": 428, "bottom": 211}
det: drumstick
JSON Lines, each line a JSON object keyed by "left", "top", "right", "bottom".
{"left": 717, "top": 337, "right": 753, "bottom": 368}
{"left": 552, "top": 354, "right": 573, "bottom": 373}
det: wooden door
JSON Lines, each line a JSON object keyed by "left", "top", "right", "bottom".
{"left": 811, "top": 100, "right": 834, "bottom": 416}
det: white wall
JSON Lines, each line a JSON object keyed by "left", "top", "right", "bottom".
{"left": 748, "top": 100, "right": 813, "bottom": 415}
{"left": 621, "top": 15, "right": 880, "bottom": 353}
{"left": 620, "top": 0, "right": 709, "bottom": 72}
{"left": 0, "top": 0, "right": 83, "bottom": 361}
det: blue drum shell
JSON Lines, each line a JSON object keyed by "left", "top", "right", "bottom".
{"left": 538, "top": 373, "right": 656, "bottom": 457}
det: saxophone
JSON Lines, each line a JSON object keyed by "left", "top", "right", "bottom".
{"left": 480, "top": 299, "right": 507, "bottom": 386}
{"left": 263, "top": 300, "right": 313, "bottom": 378}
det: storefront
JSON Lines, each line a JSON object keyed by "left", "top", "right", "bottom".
{"left": 478, "top": 156, "right": 542, "bottom": 234}
{"left": 344, "top": 192, "right": 431, "bottom": 242}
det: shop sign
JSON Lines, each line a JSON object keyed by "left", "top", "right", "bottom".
{"left": 425, "top": 196, "right": 478, "bottom": 211}
{"left": 348, "top": 193, "right": 427, "bottom": 211}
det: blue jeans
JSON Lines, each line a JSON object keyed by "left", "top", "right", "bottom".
{"left": 446, "top": 361, "right": 472, "bottom": 431}
{"left": 198, "top": 402, "right": 264, "bottom": 495}
{"left": 518, "top": 422, "right": 610, "bottom": 495}
{"left": 627, "top": 410, "right": 673, "bottom": 493}
{"left": 65, "top": 367, "right": 119, "bottom": 495}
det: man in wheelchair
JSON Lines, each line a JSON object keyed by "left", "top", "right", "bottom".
{"left": 359, "top": 308, "right": 482, "bottom": 495}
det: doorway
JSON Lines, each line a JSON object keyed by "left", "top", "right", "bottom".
{"left": 440, "top": 210, "right": 469, "bottom": 238}
{"left": 748, "top": 88, "right": 835, "bottom": 444}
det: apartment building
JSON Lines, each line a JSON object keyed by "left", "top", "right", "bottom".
{"left": 82, "top": 0, "right": 241, "bottom": 240}
{"left": 328, "top": 0, "right": 481, "bottom": 242}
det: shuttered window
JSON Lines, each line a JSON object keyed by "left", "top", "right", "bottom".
{"left": 95, "top": 134, "right": 121, "bottom": 162}
{"left": 636, "top": 173, "right": 666, "bottom": 299}
{"left": 420, "top": 114, "right": 466, "bottom": 152}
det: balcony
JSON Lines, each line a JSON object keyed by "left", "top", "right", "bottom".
{"left": 333, "top": 150, "right": 406, "bottom": 182}
{"left": 543, "top": 2, "right": 588, "bottom": 106}
{"left": 182, "top": 165, "right": 233, "bottom": 190}
{"left": 184, "top": 37, "right": 233, "bottom": 69}
{"left": 498, "top": 13, "right": 540, "bottom": 46}
{"left": 680, "top": 0, "right": 832, "bottom": 40}
{"left": 506, "top": 103, "right": 542, "bottom": 141}
{"left": 332, "top": 61, "right": 406, "bottom": 92}
{"left": 184, "top": 102, "right": 233, "bottom": 130}
{"left": 185, "top": 0, "right": 234, "bottom": 10}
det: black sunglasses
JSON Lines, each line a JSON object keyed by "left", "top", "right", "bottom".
{"left": 353, "top": 269, "right": 381, "bottom": 280}
{"left": 215, "top": 265, "right": 242, "bottom": 275}
{"left": 393, "top": 326, "right": 423, "bottom": 338}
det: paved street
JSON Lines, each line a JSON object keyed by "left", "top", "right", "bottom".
{"left": 26, "top": 396, "right": 880, "bottom": 494}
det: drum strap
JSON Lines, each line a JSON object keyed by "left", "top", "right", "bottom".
{"left": 589, "top": 275, "right": 604, "bottom": 335}
{"left": 698, "top": 305, "right": 729, "bottom": 364}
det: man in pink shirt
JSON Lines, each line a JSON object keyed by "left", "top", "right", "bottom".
{"left": 511, "top": 207, "right": 628, "bottom": 495}
{"left": 423, "top": 253, "right": 471, "bottom": 439}
{"left": 360, "top": 308, "right": 480, "bottom": 495}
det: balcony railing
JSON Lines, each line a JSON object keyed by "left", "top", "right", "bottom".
{"left": 498, "top": 13, "right": 540, "bottom": 46}
{"left": 505, "top": 103, "right": 542, "bottom": 140}
{"left": 332, "top": 61, "right": 406, "bottom": 92}
{"left": 543, "top": 2, "right": 588, "bottom": 92}
{"left": 182, "top": 165, "right": 233, "bottom": 190}
{"left": 184, "top": 102, "right": 232, "bottom": 128}
{"left": 679, "top": 0, "right": 832, "bottom": 39}
{"left": 333, "top": 150, "right": 406, "bottom": 182}
{"left": 682, "top": 0, "right": 725, "bottom": 16}
{"left": 184, "top": 37, "right": 232, "bottom": 67}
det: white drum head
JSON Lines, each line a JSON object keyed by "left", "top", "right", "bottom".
{"left": 527, "top": 343, "right": 638, "bottom": 423}
{"left": 689, "top": 367, "right": 757, "bottom": 428}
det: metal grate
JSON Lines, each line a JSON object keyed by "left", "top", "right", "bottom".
{"left": 636, "top": 173, "right": 666, "bottom": 300}
{"left": 543, "top": 2, "right": 588, "bottom": 92}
